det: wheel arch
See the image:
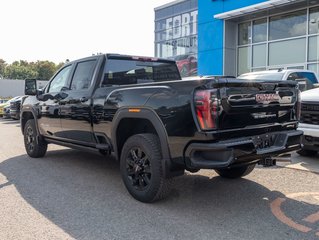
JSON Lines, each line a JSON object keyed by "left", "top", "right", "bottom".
{"left": 21, "top": 109, "right": 39, "bottom": 136}
{"left": 111, "top": 107, "right": 170, "bottom": 162}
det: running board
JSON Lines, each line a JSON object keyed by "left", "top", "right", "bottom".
{"left": 45, "top": 138, "right": 111, "bottom": 154}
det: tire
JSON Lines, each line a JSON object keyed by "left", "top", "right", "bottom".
{"left": 120, "top": 134, "right": 172, "bottom": 203}
{"left": 24, "top": 119, "right": 47, "bottom": 158}
{"left": 215, "top": 164, "right": 256, "bottom": 179}
{"left": 297, "top": 149, "right": 317, "bottom": 157}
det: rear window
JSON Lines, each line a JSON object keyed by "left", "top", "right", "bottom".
{"left": 101, "top": 59, "right": 181, "bottom": 87}
{"left": 238, "top": 72, "right": 285, "bottom": 81}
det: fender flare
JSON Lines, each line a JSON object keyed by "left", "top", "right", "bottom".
{"left": 111, "top": 107, "right": 171, "bottom": 162}
{"left": 20, "top": 108, "right": 40, "bottom": 137}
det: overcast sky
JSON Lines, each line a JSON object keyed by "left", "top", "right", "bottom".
{"left": 0, "top": 0, "right": 173, "bottom": 64}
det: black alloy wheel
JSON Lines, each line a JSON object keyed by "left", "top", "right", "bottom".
{"left": 24, "top": 119, "right": 47, "bottom": 158}
{"left": 125, "top": 147, "right": 152, "bottom": 191}
{"left": 120, "top": 134, "right": 172, "bottom": 203}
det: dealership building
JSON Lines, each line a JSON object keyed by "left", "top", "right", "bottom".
{"left": 155, "top": 0, "right": 319, "bottom": 77}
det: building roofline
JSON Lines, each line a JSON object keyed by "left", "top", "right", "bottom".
{"left": 154, "top": 0, "right": 187, "bottom": 11}
{"left": 214, "top": 0, "right": 303, "bottom": 20}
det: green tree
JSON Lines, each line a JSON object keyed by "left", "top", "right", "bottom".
{"left": 5, "top": 63, "right": 37, "bottom": 79}
{"left": 1, "top": 59, "right": 68, "bottom": 80}
{"left": 0, "top": 59, "right": 6, "bottom": 78}
{"left": 35, "top": 61, "right": 57, "bottom": 80}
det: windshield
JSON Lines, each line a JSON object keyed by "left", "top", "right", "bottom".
{"left": 238, "top": 72, "right": 285, "bottom": 81}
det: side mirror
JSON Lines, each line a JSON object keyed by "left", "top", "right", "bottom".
{"left": 25, "top": 79, "right": 37, "bottom": 95}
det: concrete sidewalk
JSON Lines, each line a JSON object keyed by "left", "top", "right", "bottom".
{"left": 277, "top": 151, "right": 319, "bottom": 174}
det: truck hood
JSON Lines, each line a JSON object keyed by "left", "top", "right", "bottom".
{"left": 301, "top": 88, "right": 319, "bottom": 102}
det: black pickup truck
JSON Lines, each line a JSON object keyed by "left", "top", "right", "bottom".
{"left": 21, "top": 54, "right": 302, "bottom": 202}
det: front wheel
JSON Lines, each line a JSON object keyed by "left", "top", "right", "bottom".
{"left": 24, "top": 119, "right": 47, "bottom": 158}
{"left": 120, "top": 134, "right": 172, "bottom": 203}
{"left": 215, "top": 164, "right": 256, "bottom": 179}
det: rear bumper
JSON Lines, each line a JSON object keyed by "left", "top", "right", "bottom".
{"left": 185, "top": 130, "right": 302, "bottom": 169}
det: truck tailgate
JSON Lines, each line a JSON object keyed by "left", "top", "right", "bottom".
{"left": 218, "top": 79, "right": 299, "bottom": 130}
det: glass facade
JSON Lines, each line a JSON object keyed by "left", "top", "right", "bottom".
{"left": 155, "top": 0, "right": 198, "bottom": 77}
{"left": 237, "top": 6, "right": 319, "bottom": 76}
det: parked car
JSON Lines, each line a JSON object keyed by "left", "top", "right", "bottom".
{"left": 0, "top": 96, "right": 19, "bottom": 117}
{"left": 238, "top": 69, "right": 319, "bottom": 91}
{"left": 0, "top": 102, "right": 6, "bottom": 116}
{"left": 0, "top": 98, "right": 13, "bottom": 117}
{"left": 3, "top": 105, "right": 11, "bottom": 119}
{"left": 297, "top": 87, "right": 319, "bottom": 156}
{"left": 21, "top": 54, "right": 302, "bottom": 202}
{"left": 0, "top": 99, "right": 9, "bottom": 104}
{"left": 10, "top": 96, "right": 27, "bottom": 120}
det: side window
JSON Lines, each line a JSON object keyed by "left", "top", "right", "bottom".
{"left": 287, "top": 72, "right": 299, "bottom": 80}
{"left": 48, "top": 65, "right": 72, "bottom": 93}
{"left": 70, "top": 60, "right": 97, "bottom": 91}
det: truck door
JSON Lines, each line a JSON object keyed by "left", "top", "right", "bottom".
{"left": 37, "top": 65, "right": 72, "bottom": 138}
{"left": 59, "top": 59, "right": 98, "bottom": 144}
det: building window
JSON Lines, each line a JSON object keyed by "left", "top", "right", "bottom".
{"left": 238, "top": 46, "right": 251, "bottom": 75}
{"left": 237, "top": 7, "right": 319, "bottom": 76}
{"left": 308, "top": 36, "right": 319, "bottom": 62}
{"left": 308, "top": 63, "right": 319, "bottom": 73}
{"left": 252, "top": 44, "right": 266, "bottom": 68}
{"left": 155, "top": 0, "right": 198, "bottom": 78}
{"left": 252, "top": 18, "right": 267, "bottom": 43}
{"left": 238, "top": 22, "right": 251, "bottom": 45}
{"left": 269, "top": 10, "right": 307, "bottom": 41}
{"left": 269, "top": 38, "right": 306, "bottom": 66}
{"left": 309, "top": 7, "right": 319, "bottom": 34}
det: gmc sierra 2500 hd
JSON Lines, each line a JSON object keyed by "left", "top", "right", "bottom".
{"left": 21, "top": 54, "right": 302, "bottom": 202}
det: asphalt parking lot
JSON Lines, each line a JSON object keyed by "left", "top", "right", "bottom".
{"left": 0, "top": 119, "right": 318, "bottom": 240}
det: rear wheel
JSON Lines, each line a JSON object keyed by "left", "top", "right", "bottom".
{"left": 297, "top": 149, "right": 317, "bottom": 157}
{"left": 215, "top": 164, "right": 255, "bottom": 179}
{"left": 120, "top": 134, "right": 172, "bottom": 203}
{"left": 24, "top": 119, "right": 47, "bottom": 158}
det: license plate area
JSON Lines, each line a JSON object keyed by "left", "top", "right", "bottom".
{"left": 252, "top": 134, "right": 276, "bottom": 150}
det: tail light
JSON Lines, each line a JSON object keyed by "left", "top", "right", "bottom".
{"left": 296, "top": 90, "right": 301, "bottom": 120}
{"left": 194, "top": 89, "right": 219, "bottom": 130}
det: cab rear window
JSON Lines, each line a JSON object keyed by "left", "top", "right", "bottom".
{"left": 101, "top": 59, "right": 181, "bottom": 86}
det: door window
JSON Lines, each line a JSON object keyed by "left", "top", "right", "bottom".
{"left": 48, "top": 65, "right": 72, "bottom": 93}
{"left": 70, "top": 60, "right": 97, "bottom": 91}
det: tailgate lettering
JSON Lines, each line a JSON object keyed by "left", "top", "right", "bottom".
{"left": 256, "top": 94, "right": 280, "bottom": 103}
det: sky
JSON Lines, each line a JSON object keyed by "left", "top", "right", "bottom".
{"left": 0, "top": 0, "right": 174, "bottom": 64}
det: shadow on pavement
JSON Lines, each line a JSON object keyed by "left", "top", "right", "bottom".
{"left": 0, "top": 150, "right": 317, "bottom": 240}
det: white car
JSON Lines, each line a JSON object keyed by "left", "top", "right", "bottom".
{"left": 298, "top": 87, "right": 319, "bottom": 156}
{"left": 238, "top": 69, "right": 319, "bottom": 91}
